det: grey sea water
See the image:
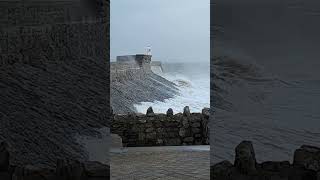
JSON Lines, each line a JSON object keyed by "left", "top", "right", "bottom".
{"left": 212, "top": 58, "right": 320, "bottom": 164}
{"left": 211, "top": 0, "right": 320, "bottom": 164}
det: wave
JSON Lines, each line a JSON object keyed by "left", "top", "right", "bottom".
{"left": 135, "top": 62, "right": 210, "bottom": 114}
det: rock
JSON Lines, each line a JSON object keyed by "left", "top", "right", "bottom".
{"left": 146, "top": 107, "right": 155, "bottom": 116}
{"left": 157, "top": 139, "right": 164, "bottom": 145}
{"left": 0, "top": 142, "right": 9, "bottom": 172}
{"left": 164, "top": 138, "right": 181, "bottom": 145}
{"left": 293, "top": 145, "right": 320, "bottom": 171}
{"left": 84, "top": 161, "right": 109, "bottom": 178}
{"left": 191, "top": 122, "right": 201, "bottom": 128}
{"left": 182, "top": 118, "right": 189, "bottom": 128}
{"left": 191, "top": 128, "right": 201, "bottom": 133}
{"left": 211, "top": 161, "right": 233, "bottom": 179}
{"left": 179, "top": 128, "right": 186, "bottom": 137}
{"left": 183, "top": 137, "right": 194, "bottom": 143}
{"left": 261, "top": 161, "right": 290, "bottom": 172}
{"left": 234, "top": 141, "right": 257, "bottom": 174}
{"left": 146, "top": 132, "right": 156, "bottom": 139}
{"left": 202, "top": 108, "right": 210, "bottom": 118}
{"left": 145, "top": 128, "right": 154, "bottom": 133}
{"left": 166, "top": 108, "right": 174, "bottom": 116}
{"left": 183, "top": 106, "right": 190, "bottom": 116}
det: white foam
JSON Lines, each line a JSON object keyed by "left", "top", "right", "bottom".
{"left": 135, "top": 70, "right": 210, "bottom": 113}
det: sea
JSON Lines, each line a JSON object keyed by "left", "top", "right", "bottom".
{"left": 211, "top": 56, "right": 320, "bottom": 164}
{"left": 134, "top": 61, "right": 210, "bottom": 114}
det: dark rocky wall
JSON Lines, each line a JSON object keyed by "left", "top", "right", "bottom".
{"left": 111, "top": 107, "right": 210, "bottom": 147}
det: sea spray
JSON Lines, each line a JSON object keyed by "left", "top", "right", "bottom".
{"left": 135, "top": 62, "right": 210, "bottom": 113}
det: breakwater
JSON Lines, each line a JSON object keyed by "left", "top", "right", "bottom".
{"left": 111, "top": 107, "right": 210, "bottom": 147}
{"left": 211, "top": 141, "right": 320, "bottom": 180}
{"left": 110, "top": 55, "right": 179, "bottom": 114}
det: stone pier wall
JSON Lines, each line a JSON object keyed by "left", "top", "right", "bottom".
{"left": 111, "top": 107, "right": 210, "bottom": 147}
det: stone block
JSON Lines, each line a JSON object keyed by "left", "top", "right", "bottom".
{"left": 179, "top": 128, "right": 186, "bottom": 137}
{"left": 182, "top": 119, "right": 189, "bottom": 128}
{"left": 183, "top": 137, "right": 194, "bottom": 143}
{"left": 146, "top": 107, "right": 155, "bottom": 117}
{"left": 191, "top": 122, "right": 201, "bottom": 128}
{"left": 145, "top": 127, "right": 154, "bottom": 133}
{"left": 191, "top": 128, "right": 201, "bottom": 134}
{"left": 202, "top": 108, "right": 210, "bottom": 119}
{"left": 234, "top": 141, "right": 257, "bottom": 174}
{"left": 261, "top": 161, "right": 290, "bottom": 172}
{"left": 183, "top": 106, "right": 190, "bottom": 116}
{"left": 165, "top": 138, "right": 181, "bottom": 146}
{"left": 146, "top": 132, "right": 156, "bottom": 139}
{"left": 293, "top": 145, "right": 320, "bottom": 171}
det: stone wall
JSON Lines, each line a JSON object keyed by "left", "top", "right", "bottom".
{"left": 111, "top": 107, "right": 210, "bottom": 147}
{"left": 211, "top": 141, "right": 320, "bottom": 180}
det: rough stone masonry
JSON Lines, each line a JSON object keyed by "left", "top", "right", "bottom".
{"left": 111, "top": 106, "right": 210, "bottom": 147}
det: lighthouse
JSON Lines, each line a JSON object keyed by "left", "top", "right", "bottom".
{"left": 145, "top": 46, "right": 152, "bottom": 56}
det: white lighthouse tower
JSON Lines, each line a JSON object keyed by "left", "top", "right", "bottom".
{"left": 145, "top": 45, "right": 152, "bottom": 56}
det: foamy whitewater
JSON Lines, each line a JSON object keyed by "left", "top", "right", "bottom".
{"left": 134, "top": 62, "right": 210, "bottom": 114}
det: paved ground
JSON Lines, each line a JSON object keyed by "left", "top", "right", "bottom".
{"left": 110, "top": 146, "right": 210, "bottom": 180}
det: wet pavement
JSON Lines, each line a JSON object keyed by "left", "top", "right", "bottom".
{"left": 110, "top": 146, "right": 210, "bottom": 180}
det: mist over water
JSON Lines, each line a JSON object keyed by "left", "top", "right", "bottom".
{"left": 134, "top": 62, "right": 210, "bottom": 114}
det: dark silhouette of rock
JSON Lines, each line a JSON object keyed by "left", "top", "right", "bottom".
{"left": 211, "top": 141, "right": 319, "bottom": 180}
{"left": 293, "top": 145, "right": 320, "bottom": 171}
{"left": 202, "top": 108, "right": 210, "bottom": 118}
{"left": 234, "top": 141, "right": 257, "bottom": 174}
{"left": 183, "top": 106, "right": 190, "bottom": 116}
{"left": 167, "top": 108, "right": 174, "bottom": 116}
{"left": 0, "top": 142, "right": 9, "bottom": 172}
{"left": 146, "top": 107, "right": 155, "bottom": 117}
{"left": 211, "top": 161, "right": 233, "bottom": 180}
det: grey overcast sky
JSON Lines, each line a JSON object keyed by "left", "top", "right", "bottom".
{"left": 110, "top": 0, "right": 210, "bottom": 62}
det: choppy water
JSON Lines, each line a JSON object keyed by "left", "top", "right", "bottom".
{"left": 134, "top": 62, "right": 210, "bottom": 114}
{"left": 211, "top": 57, "right": 320, "bottom": 164}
